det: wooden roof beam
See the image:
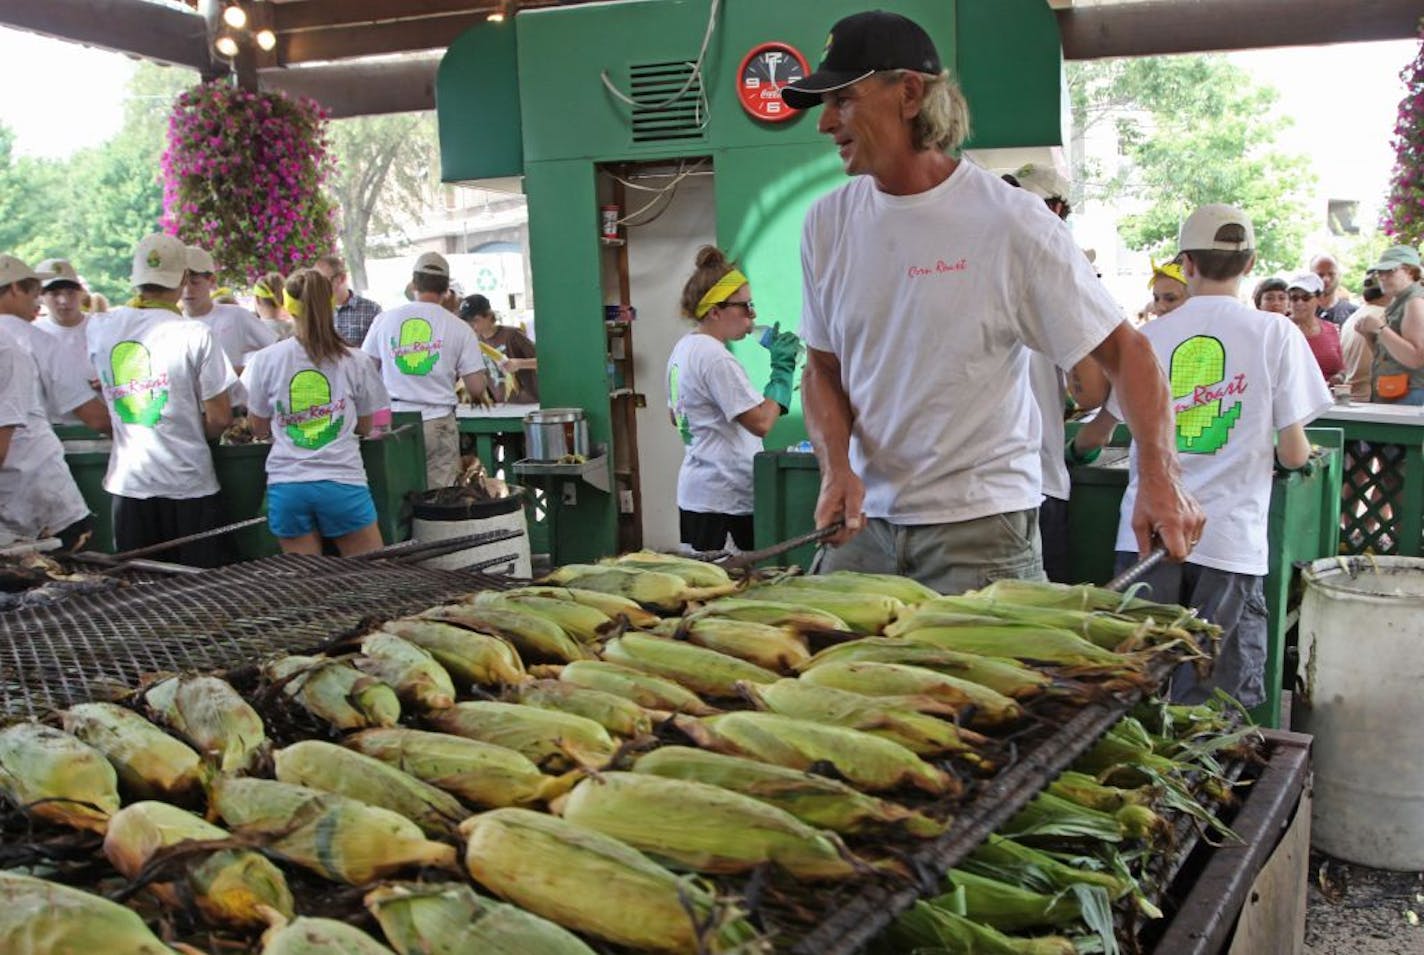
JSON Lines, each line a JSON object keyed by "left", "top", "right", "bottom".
{"left": 260, "top": 58, "right": 440, "bottom": 117}
{"left": 276, "top": 11, "right": 486, "bottom": 63}
{"left": 273, "top": 0, "right": 490, "bottom": 32}
{"left": 0, "top": 0, "right": 211, "bottom": 72}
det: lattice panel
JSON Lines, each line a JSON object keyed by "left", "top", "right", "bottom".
{"left": 1340, "top": 440, "right": 1408, "bottom": 554}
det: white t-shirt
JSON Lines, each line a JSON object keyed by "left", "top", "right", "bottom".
{"left": 799, "top": 160, "right": 1123, "bottom": 523}
{"left": 189, "top": 303, "right": 278, "bottom": 370}
{"left": 87, "top": 306, "right": 237, "bottom": 499}
{"left": 0, "top": 314, "right": 96, "bottom": 427}
{"left": 241, "top": 338, "right": 389, "bottom": 486}
{"left": 1029, "top": 355, "right": 1070, "bottom": 501}
{"left": 361, "top": 302, "right": 483, "bottom": 420}
{"left": 0, "top": 332, "right": 89, "bottom": 543}
{"left": 1109, "top": 296, "right": 1332, "bottom": 575}
{"left": 666, "top": 332, "right": 765, "bottom": 515}
{"left": 34, "top": 315, "right": 98, "bottom": 416}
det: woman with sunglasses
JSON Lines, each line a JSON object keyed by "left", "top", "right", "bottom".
{"left": 666, "top": 246, "right": 800, "bottom": 554}
{"left": 1353, "top": 245, "right": 1424, "bottom": 405}
{"left": 1285, "top": 273, "right": 1343, "bottom": 383}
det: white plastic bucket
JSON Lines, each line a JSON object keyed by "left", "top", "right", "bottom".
{"left": 1294, "top": 555, "right": 1424, "bottom": 869}
{"left": 410, "top": 489, "right": 531, "bottom": 578}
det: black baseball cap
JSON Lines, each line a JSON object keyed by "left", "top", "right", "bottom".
{"left": 458, "top": 293, "right": 492, "bottom": 320}
{"left": 781, "top": 11, "right": 942, "bottom": 110}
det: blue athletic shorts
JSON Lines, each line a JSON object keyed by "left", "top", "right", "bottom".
{"left": 267, "top": 481, "right": 377, "bottom": 540}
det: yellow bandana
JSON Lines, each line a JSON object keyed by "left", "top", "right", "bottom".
{"left": 283, "top": 288, "right": 305, "bottom": 319}
{"left": 253, "top": 279, "right": 276, "bottom": 302}
{"left": 1149, "top": 258, "right": 1186, "bottom": 288}
{"left": 126, "top": 296, "right": 182, "bottom": 314}
{"left": 694, "top": 269, "right": 749, "bottom": 319}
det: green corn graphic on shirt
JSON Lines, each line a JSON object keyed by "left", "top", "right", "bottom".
{"left": 391, "top": 318, "right": 442, "bottom": 376}
{"left": 667, "top": 364, "right": 693, "bottom": 446}
{"left": 103, "top": 340, "right": 170, "bottom": 427}
{"left": 277, "top": 369, "right": 346, "bottom": 450}
{"left": 1170, "top": 336, "right": 1243, "bottom": 454}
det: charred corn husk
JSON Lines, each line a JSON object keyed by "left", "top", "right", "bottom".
{"left": 602, "top": 549, "right": 736, "bottom": 589}
{"left": 689, "top": 597, "right": 851, "bottom": 633}
{"left": 60, "top": 702, "right": 207, "bottom": 802}
{"left": 345, "top": 727, "right": 575, "bottom": 807}
{"left": 798, "top": 661, "right": 1024, "bottom": 729}
{"left": 506, "top": 679, "right": 653, "bottom": 737}
{"left": 144, "top": 674, "right": 267, "bottom": 774}
{"left": 904, "top": 624, "right": 1144, "bottom": 670}
{"left": 540, "top": 564, "right": 711, "bottom": 611}
{"left": 632, "top": 746, "right": 946, "bottom": 837}
{"left": 681, "top": 711, "right": 958, "bottom": 795}
{"left": 775, "top": 570, "right": 939, "bottom": 605}
{"left": 799, "top": 637, "right": 1056, "bottom": 699}
{"left": 211, "top": 776, "right": 458, "bottom": 884}
{"left": 260, "top": 913, "right": 396, "bottom": 955}
{"left": 559, "top": 660, "right": 719, "bottom": 715}
{"left": 365, "top": 881, "right": 596, "bottom": 955}
{"left": 426, "top": 701, "right": 617, "bottom": 770}
{"left": 474, "top": 591, "right": 614, "bottom": 643}
{"left": 965, "top": 834, "right": 1131, "bottom": 899}
{"left": 735, "top": 584, "right": 904, "bottom": 634}
{"left": 461, "top": 807, "right": 762, "bottom": 954}
{"left": 1048, "top": 770, "right": 1157, "bottom": 813}
{"left": 274, "top": 740, "right": 466, "bottom": 838}
{"left": 380, "top": 618, "right": 526, "bottom": 685}
{"left": 0, "top": 871, "right": 180, "bottom": 954}
{"left": 264, "top": 655, "right": 401, "bottom": 730}
{"left": 494, "top": 585, "right": 662, "bottom": 628}
{"left": 557, "top": 772, "right": 860, "bottom": 879}
{"left": 932, "top": 868, "right": 1084, "bottom": 932}
{"left": 650, "top": 617, "right": 810, "bottom": 672}
{"left": 602, "top": 633, "right": 778, "bottom": 697}
{"left": 0, "top": 722, "right": 119, "bottom": 834}
{"left": 877, "top": 901, "right": 1077, "bottom": 955}
{"left": 356, "top": 633, "right": 457, "bottom": 711}
{"left": 420, "top": 603, "right": 586, "bottom": 663}
{"left": 103, "top": 800, "right": 294, "bottom": 928}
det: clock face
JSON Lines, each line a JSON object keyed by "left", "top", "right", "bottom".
{"left": 737, "top": 42, "right": 810, "bottom": 123}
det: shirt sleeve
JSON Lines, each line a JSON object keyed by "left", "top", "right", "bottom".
{"left": 798, "top": 203, "right": 831, "bottom": 352}
{"left": 699, "top": 346, "right": 764, "bottom": 422}
{"left": 507, "top": 330, "right": 537, "bottom": 361}
{"left": 360, "top": 316, "right": 383, "bottom": 360}
{"left": 245, "top": 309, "right": 278, "bottom": 351}
{"left": 453, "top": 323, "right": 485, "bottom": 378}
{"left": 195, "top": 327, "right": 238, "bottom": 402}
{"left": 351, "top": 351, "right": 389, "bottom": 416}
{"left": 1014, "top": 216, "right": 1124, "bottom": 370}
{"left": 1274, "top": 324, "right": 1333, "bottom": 431}
{"left": 38, "top": 340, "right": 97, "bottom": 417}
{"left": 0, "top": 346, "right": 29, "bottom": 428}
{"left": 241, "top": 355, "right": 272, "bottom": 417}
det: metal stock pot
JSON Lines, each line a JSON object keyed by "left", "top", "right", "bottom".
{"left": 522, "top": 408, "right": 590, "bottom": 461}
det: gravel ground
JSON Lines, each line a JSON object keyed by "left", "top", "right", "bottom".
{"left": 1304, "top": 854, "right": 1424, "bottom": 955}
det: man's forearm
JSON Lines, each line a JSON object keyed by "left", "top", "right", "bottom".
{"left": 802, "top": 351, "right": 854, "bottom": 474}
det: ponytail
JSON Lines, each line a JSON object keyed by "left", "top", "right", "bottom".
{"left": 285, "top": 268, "right": 346, "bottom": 365}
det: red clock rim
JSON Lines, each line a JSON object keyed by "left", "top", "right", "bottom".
{"left": 736, "top": 40, "right": 810, "bottom": 123}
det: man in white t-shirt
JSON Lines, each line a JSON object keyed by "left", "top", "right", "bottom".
{"left": 88, "top": 234, "right": 237, "bottom": 566}
{"left": 182, "top": 245, "right": 277, "bottom": 376}
{"left": 1071, "top": 205, "right": 1332, "bottom": 706}
{"left": 361, "top": 251, "right": 487, "bottom": 488}
{"left": 780, "top": 11, "right": 1202, "bottom": 593}
{"left": 35, "top": 259, "right": 99, "bottom": 403}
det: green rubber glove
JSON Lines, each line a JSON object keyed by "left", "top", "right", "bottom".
{"left": 1065, "top": 439, "right": 1102, "bottom": 467}
{"left": 763, "top": 325, "right": 801, "bottom": 413}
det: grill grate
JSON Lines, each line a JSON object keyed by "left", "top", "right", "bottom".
{"left": 0, "top": 554, "right": 515, "bottom": 718}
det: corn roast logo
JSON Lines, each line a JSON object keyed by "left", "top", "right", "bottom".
{"left": 390, "top": 318, "right": 441, "bottom": 376}
{"left": 1170, "top": 336, "right": 1244, "bottom": 454}
{"left": 275, "top": 369, "right": 345, "bottom": 450}
{"left": 667, "top": 363, "right": 693, "bottom": 446}
{"left": 103, "top": 340, "right": 169, "bottom": 427}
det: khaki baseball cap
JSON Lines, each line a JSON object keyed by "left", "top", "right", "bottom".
{"left": 186, "top": 245, "right": 218, "bottom": 275}
{"left": 1369, "top": 244, "right": 1421, "bottom": 272}
{"left": 413, "top": 251, "right": 450, "bottom": 276}
{"left": 37, "top": 258, "right": 81, "bottom": 289}
{"left": 1013, "top": 162, "right": 1070, "bottom": 202}
{"left": 132, "top": 234, "right": 189, "bottom": 288}
{"left": 1179, "top": 204, "right": 1255, "bottom": 253}
{"left": 0, "top": 253, "right": 43, "bottom": 287}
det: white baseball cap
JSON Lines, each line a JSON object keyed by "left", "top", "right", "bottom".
{"left": 1287, "top": 273, "right": 1324, "bottom": 295}
{"left": 1179, "top": 204, "right": 1255, "bottom": 252}
{"left": 413, "top": 251, "right": 449, "bottom": 276}
{"left": 186, "top": 245, "right": 218, "bottom": 274}
{"left": 37, "top": 258, "right": 81, "bottom": 289}
{"left": 131, "top": 234, "right": 189, "bottom": 288}
{"left": 0, "top": 253, "right": 43, "bottom": 288}
{"left": 1013, "top": 162, "right": 1070, "bottom": 202}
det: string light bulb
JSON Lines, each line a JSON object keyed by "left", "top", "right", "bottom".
{"left": 215, "top": 34, "right": 240, "bottom": 58}
{"left": 255, "top": 29, "right": 276, "bottom": 51}
{"left": 222, "top": 4, "right": 247, "bottom": 29}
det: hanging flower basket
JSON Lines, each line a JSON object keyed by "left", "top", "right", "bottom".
{"left": 161, "top": 81, "right": 336, "bottom": 283}
{"left": 1382, "top": 19, "right": 1424, "bottom": 245}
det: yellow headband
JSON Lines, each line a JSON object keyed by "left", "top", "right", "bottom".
{"left": 1149, "top": 258, "right": 1186, "bottom": 288}
{"left": 253, "top": 279, "right": 276, "bottom": 302}
{"left": 694, "top": 268, "right": 749, "bottom": 319}
{"left": 282, "top": 288, "right": 305, "bottom": 319}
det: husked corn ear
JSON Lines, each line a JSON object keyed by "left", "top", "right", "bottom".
{"left": 507, "top": 679, "right": 653, "bottom": 737}
{"left": 0, "top": 722, "right": 119, "bottom": 834}
{"left": 689, "top": 597, "right": 850, "bottom": 633}
{"left": 364, "top": 881, "right": 597, "bottom": 955}
{"left": 260, "top": 913, "right": 396, "bottom": 954}
{"left": 264, "top": 656, "right": 401, "bottom": 730}
{"left": 775, "top": 571, "right": 939, "bottom": 605}
{"left": 61, "top": 702, "right": 207, "bottom": 803}
{"left": 495, "top": 585, "right": 662, "bottom": 628}
{"left": 380, "top": 618, "right": 526, "bottom": 685}
{"left": 473, "top": 591, "right": 613, "bottom": 643}
{"left": 211, "top": 776, "right": 458, "bottom": 884}
{"left": 274, "top": 740, "right": 467, "bottom": 838}
{"left": 736, "top": 583, "right": 905, "bottom": 634}
{"left": 542, "top": 564, "right": 729, "bottom": 610}
{"left": 357, "top": 633, "right": 457, "bottom": 711}
{"left": 633, "top": 746, "right": 947, "bottom": 837}
{"left": 144, "top": 674, "right": 267, "bottom": 774}
{"left": 682, "top": 712, "right": 958, "bottom": 795}
{"left": 345, "top": 727, "right": 575, "bottom": 807}
{"left": 557, "top": 772, "right": 860, "bottom": 879}
{"left": 601, "top": 550, "right": 734, "bottom": 588}
{"left": 602, "top": 633, "right": 778, "bottom": 698}
{"left": 461, "top": 808, "right": 762, "bottom": 954}
{"left": 799, "top": 637, "right": 1055, "bottom": 699}
{"left": 559, "top": 660, "right": 719, "bottom": 716}
{"left": 651, "top": 617, "right": 810, "bottom": 672}
{"left": 799, "top": 661, "right": 1024, "bottom": 729}
{"left": 903, "top": 624, "right": 1139, "bottom": 669}
{"left": 420, "top": 604, "right": 586, "bottom": 663}
{"left": 426, "top": 701, "right": 617, "bottom": 770}
{"left": 103, "top": 800, "right": 294, "bottom": 928}
{"left": 0, "top": 871, "right": 180, "bottom": 954}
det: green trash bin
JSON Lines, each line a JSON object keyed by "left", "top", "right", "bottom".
{"left": 62, "top": 439, "right": 115, "bottom": 554}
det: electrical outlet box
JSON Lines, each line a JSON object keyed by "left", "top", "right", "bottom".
{"left": 618, "top": 489, "right": 634, "bottom": 513}
{"left": 562, "top": 481, "right": 577, "bottom": 506}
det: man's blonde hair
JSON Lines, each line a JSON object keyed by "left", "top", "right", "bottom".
{"left": 883, "top": 69, "right": 971, "bottom": 153}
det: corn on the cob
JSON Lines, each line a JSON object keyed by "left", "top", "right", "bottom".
{"left": 680, "top": 712, "right": 958, "bottom": 795}
{"left": 650, "top": 617, "right": 810, "bottom": 671}
{"left": 903, "top": 624, "right": 1142, "bottom": 670}
{"left": 260, "top": 913, "right": 396, "bottom": 955}
{"left": 426, "top": 701, "right": 617, "bottom": 770}
{"left": 274, "top": 739, "right": 467, "bottom": 838}
{"left": 356, "top": 633, "right": 457, "bottom": 710}
{"left": 420, "top": 603, "right": 586, "bottom": 663}
{"left": 559, "top": 660, "right": 719, "bottom": 715}
{"left": 602, "top": 633, "right": 778, "bottom": 697}
{"left": 365, "top": 881, "right": 597, "bottom": 955}
{"left": 0, "top": 871, "right": 180, "bottom": 954}
{"left": 798, "top": 661, "right": 1024, "bottom": 729}
{"left": 632, "top": 746, "right": 946, "bottom": 837}
{"left": 976, "top": 578, "right": 1220, "bottom": 636}
{"left": 211, "top": 776, "right": 458, "bottom": 884}
{"left": 461, "top": 807, "right": 761, "bottom": 954}
{"left": 736, "top": 583, "right": 905, "bottom": 634}
{"left": 506, "top": 679, "right": 653, "bottom": 737}
{"left": 1001, "top": 790, "right": 1126, "bottom": 844}
{"left": 556, "top": 771, "right": 860, "bottom": 879}
{"left": 493, "top": 585, "right": 662, "bottom": 628}
{"left": 878, "top": 900, "right": 1077, "bottom": 955}
{"left": 601, "top": 550, "right": 735, "bottom": 589}
{"left": 776, "top": 570, "right": 939, "bottom": 605}
{"left": 144, "top": 674, "right": 267, "bottom": 774}
{"left": 473, "top": 591, "right": 613, "bottom": 643}
{"left": 345, "top": 727, "right": 576, "bottom": 807}
{"left": 799, "top": 637, "right": 1055, "bottom": 699}
{"left": 932, "top": 868, "right": 1085, "bottom": 932}
{"left": 689, "top": 597, "right": 850, "bottom": 633}
{"left": 909, "top": 595, "right": 1176, "bottom": 650}
{"left": 885, "top": 606, "right": 1028, "bottom": 636}
{"left": 0, "top": 722, "right": 119, "bottom": 834}
{"left": 103, "top": 800, "right": 294, "bottom": 928}
{"left": 540, "top": 564, "right": 707, "bottom": 611}
{"left": 965, "top": 834, "right": 1131, "bottom": 899}
{"left": 60, "top": 702, "right": 207, "bottom": 803}
{"left": 1047, "top": 770, "right": 1157, "bottom": 813}
{"left": 380, "top": 618, "right": 526, "bottom": 685}
{"left": 264, "top": 655, "right": 401, "bottom": 730}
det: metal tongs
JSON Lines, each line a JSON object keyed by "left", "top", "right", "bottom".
{"left": 710, "top": 520, "right": 846, "bottom": 572}
{"left": 1103, "top": 544, "right": 1169, "bottom": 593}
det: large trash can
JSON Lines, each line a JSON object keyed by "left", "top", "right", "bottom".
{"left": 410, "top": 488, "right": 531, "bottom": 577}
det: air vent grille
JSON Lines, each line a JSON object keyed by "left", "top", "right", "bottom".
{"left": 627, "top": 60, "right": 707, "bottom": 143}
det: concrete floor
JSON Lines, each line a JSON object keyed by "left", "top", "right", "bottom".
{"left": 1303, "top": 855, "right": 1424, "bottom": 955}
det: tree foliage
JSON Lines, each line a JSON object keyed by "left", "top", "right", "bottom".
{"left": 1068, "top": 55, "right": 1315, "bottom": 274}
{"left": 1381, "top": 22, "right": 1424, "bottom": 245}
